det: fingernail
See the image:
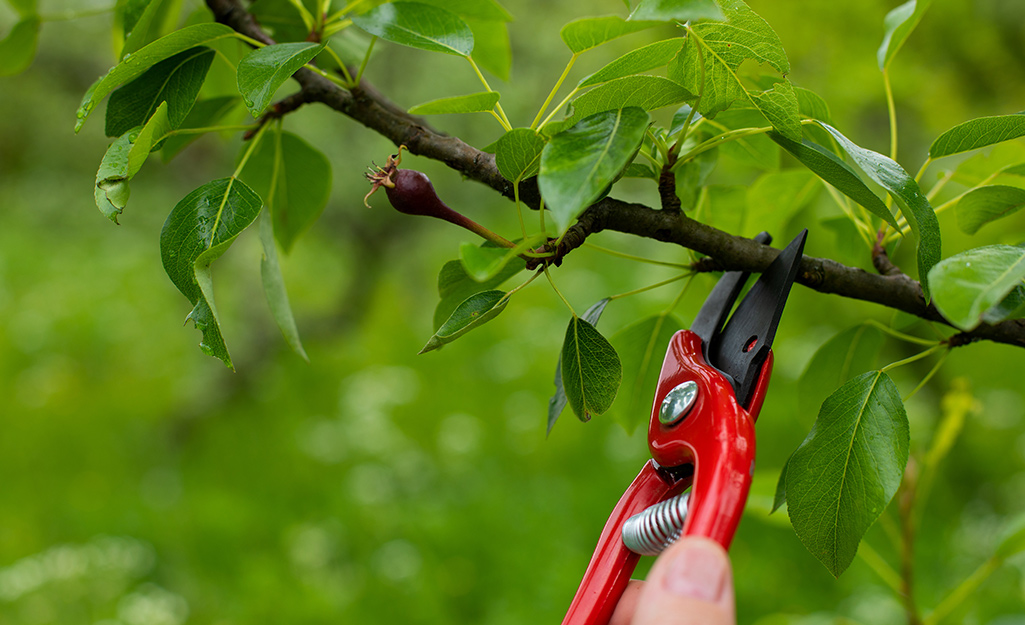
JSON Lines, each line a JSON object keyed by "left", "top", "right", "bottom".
{"left": 662, "top": 541, "right": 727, "bottom": 602}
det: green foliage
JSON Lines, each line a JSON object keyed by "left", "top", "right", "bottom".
{"left": 538, "top": 107, "right": 650, "bottom": 232}
{"left": 929, "top": 114, "right": 1025, "bottom": 159}
{"left": 560, "top": 306, "right": 621, "bottom": 422}
{"left": 609, "top": 314, "right": 683, "bottom": 433}
{"left": 420, "top": 289, "right": 509, "bottom": 353}
{"left": 0, "top": 16, "right": 38, "bottom": 76}
{"left": 955, "top": 185, "right": 1025, "bottom": 235}
{"left": 408, "top": 91, "right": 501, "bottom": 115}
{"left": 239, "top": 129, "right": 332, "bottom": 253}
{"left": 797, "top": 324, "right": 884, "bottom": 422}
{"left": 929, "top": 245, "right": 1025, "bottom": 331}
{"left": 877, "top": 0, "right": 932, "bottom": 71}
{"left": 433, "top": 256, "right": 524, "bottom": 330}
{"left": 352, "top": 2, "right": 474, "bottom": 56}
{"left": 494, "top": 127, "right": 545, "bottom": 181}
{"left": 559, "top": 16, "right": 655, "bottom": 54}
{"left": 159, "top": 178, "right": 263, "bottom": 368}
{"left": 577, "top": 38, "right": 684, "bottom": 88}
{"left": 258, "top": 212, "right": 308, "bottom": 361}
{"left": 628, "top": 0, "right": 723, "bottom": 23}
{"left": 783, "top": 371, "right": 910, "bottom": 577}
{"left": 548, "top": 298, "right": 609, "bottom": 431}
{"left": 236, "top": 42, "right": 326, "bottom": 117}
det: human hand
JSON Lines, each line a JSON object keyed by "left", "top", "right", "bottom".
{"left": 609, "top": 536, "right": 736, "bottom": 625}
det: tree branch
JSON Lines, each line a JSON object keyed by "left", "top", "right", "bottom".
{"left": 205, "top": 0, "right": 1025, "bottom": 350}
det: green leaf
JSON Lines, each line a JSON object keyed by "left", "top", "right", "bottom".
{"left": 547, "top": 76, "right": 692, "bottom": 135}
{"left": 236, "top": 42, "right": 326, "bottom": 118}
{"left": 549, "top": 299, "right": 611, "bottom": 432}
{"left": 794, "top": 86, "right": 832, "bottom": 123}
{"left": 94, "top": 102, "right": 174, "bottom": 223}
{"left": 495, "top": 127, "right": 546, "bottom": 182}
{"left": 120, "top": 0, "right": 168, "bottom": 60}
{"left": 160, "top": 96, "right": 241, "bottom": 161}
{"left": 160, "top": 177, "right": 263, "bottom": 368}
{"left": 434, "top": 256, "right": 524, "bottom": 329}
{"left": 610, "top": 314, "right": 684, "bottom": 433}
{"left": 0, "top": 17, "right": 40, "bottom": 77}
{"left": 982, "top": 285, "right": 1025, "bottom": 325}
{"left": 797, "top": 324, "right": 884, "bottom": 421}
{"left": 744, "top": 170, "right": 816, "bottom": 238}
{"left": 667, "top": 0, "right": 795, "bottom": 137}
{"left": 239, "top": 129, "right": 332, "bottom": 253}
{"left": 929, "top": 114, "right": 1025, "bottom": 159}
{"left": 420, "top": 290, "right": 509, "bottom": 354}
{"left": 928, "top": 245, "right": 1025, "bottom": 331}
{"left": 459, "top": 238, "right": 539, "bottom": 282}
{"left": 772, "top": 455, "right": 790, "bottom": 513}
{"left": 76, "top": 23, "right": 236, "bottom": 131}
{"left": 539, "top": 107, "right": 651, "bottom": 232}
{"left": 559, "top": 15, "right": 656, "bottom": 54}
{"left": 577, "top": 37, "right": 685, "bottom": 88}
{"left": 769, "top": 133, "right": 897, "bottom": 229}
{"left": 105, "top": 46, "right": 215, "bottom": 137}
{"left": 413, "top": 0, "right": 512, "bottom": 21}
{"left": 786, "top": 371, "right": 910, "bottom": 577}
{"left": 748, "top": 80, "right": 802, "bottom": 142}
{"left": 5, "top": 0, "right": 36, "bottom": 17}
{"left": 561, "top": 316, "right": 622, "bottom": 421}
{"left": 94, "top": 132, "right": 136, "bottom": 223}
{"left": 465, "top": 18, "right": 511, "bottom": 81}
{"left": 258, "top": 211, "right": 308, "bottom": 361}
{"left": 707, "top": 108, "right": 777, "bottom": 169}
{"left": 249, "top": 0, "right": 315, "bottom": 43}
{"left": 818, "top": 122, "right": 942, "bottom": 291}
{"left": 955, "top": 185, "right": 1025, "bottom": 235}
{"left": 408, "top": 91, "right": 500, "bottom": 115}
{"left": 877, "top": 0, "right": 932, "bottom": 71}
{"left": 628, "top": 0, "right": 724, "bottom": 22}
{"left": 352, "top": 2, "right": 474, "bottom": 56}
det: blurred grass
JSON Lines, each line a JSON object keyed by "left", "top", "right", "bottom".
{"left": 1, "top": 1, "right": 1025, "bottom": 624}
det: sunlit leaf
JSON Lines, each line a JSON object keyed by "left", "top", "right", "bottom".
{"left": 560, "top": 15, "right": 656, "bottom": 54}
{"left": 628, "top": 0, "right": 724, "bottom": 22}
{"left": 794, "top": 86, "right": 832, "bottom": 123}
{"left": 995, "top": 514, "right": 1025, "bottom": 560}
{"left": 877, "top": 0, "right": 932, "bottom": 71}
{"left": 160, "top": 177, "right": 263, "bottom": 368}
{"left": 239, "top": 129, "right": 332, "bottom": 253}
{"left": 76, "top": 23, "right": 236, "bottom": 131}
{"left": 610, "top": 314, "right": 683, "bottom": 433}
{"left": 459, "top": 238, "right": 539, "bottom": 282}
{"left": 549, "top": 299, "right": 610, "bottom": 434}
{"left": 420, "top": 290, "right": 509, "bottom": 354}
{"left": 94, "top": 132, "right": 135, "bottom": 223}
{"left": 0, "top": 17, "right": 39, "bottom": 77}
{"left": 258, "top": 211, "right": 308, "bottom": 361}
{"left": 749, "top": 80, "right": 802, "bottom": 142}
{"left": 352, "top": 2, "right": 473, "bottom": 56}
{"left": 539, "top": 107, "right": 650, "bottom": 232}
{"left": 119, "top": 0, "right": 168, "bottom": 59}
{"left": 126, "top": 101, "right": 173, "bottom": 172}
{"left": 786, "top": 371, "right": 909, "bottom": 577}
{"left": 414, "top": 0, "right": 512, "bottom": 21}
{"left": 769, "top": 133, "right": 897, "bottom": 228}
{"left": 408, "top": 91, "right": 500, "bottom": 115}
{"left": 465, "top": 18, "right": 511, "bottom": 80}
{"left": 929, "top": 245, "right": 1025, "bottom": 331}
{"left": 930, "top": 114, "right": 1025, "bottom": 159}
{"left": 955, "top": 185, "right": 1025, "bottom": 235}
{"left": 105, "top": 46, "right": 215, "bottom": 137}
{"left": 547, "top": 76, "right": 692, "bottom": 135}
{"left": 797, "top": 324, "right": 884, "bottom": 421}
{"left": 237, "top": 42, "right": 326, "bottom": 117}
{"left": 5, "top": 0, "right": 35, "bottom": 17}
{"left": 817, "top": 122, "right": 941, "bottom": 293}
{"left": 577, "top": 38, "right": 685, "bottom": 88}
{"left": 495, "top": 127, "right": 546, "bottom": 182}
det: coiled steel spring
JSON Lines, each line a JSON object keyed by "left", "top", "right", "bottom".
{"left": 621, "top": 492, "right": 690, "bottom": 556}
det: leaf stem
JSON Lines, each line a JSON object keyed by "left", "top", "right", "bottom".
{"left": 879, "top": 344, "right": 946, "bottom": 374}
{"left": 883, "top": 68, "right": 899, "bottom": 161}
{"left": 544, "top": 266, "right": 576, "bottom": 316}
{"left": 609, "top": 272, "right": 694, "bottom": 301}
{"left": 502, "top": 268, "right": 544, "bottom": 304}
{"left": 466, "top": 56, "right": 511, "bottom": 130}
{"left": 902, "top": 348, "right": 949, "bottom": 403}
{"left": 232, "top": 32, "right": 268, "bottom": 49}
{"left": 923, "top": 557, "right": 1001, "bottom": 625}
{"left": 856, "top": 540, "right": 904, "bottom": 595}
{"left": 914, "top": 157, "right": 933, "bottom": 185}
{"left": 322, "top": 44, "right": 355, "bottom": 85}
{"left": 355, "top": 36, "right": 376, "bottom": 84}
{"left": 864, "top": 320, "right": 941, "bottom": 346}
{"left": 287, "top": 0, "right": 316, "bottom": 33}
{"left": 582, "top": 243, "right": 692, "bottom": 268}
{"left": 671, "top": 125, "right": 775, "bottom": 172}
{"left": 166, "top": 124, "right": 260, "bottom": 137}
{"left": 532, "top": 54, "right": 578, "bottom": 130}
{"left": 327, "top": 0, "right": 367, "bottom": 22}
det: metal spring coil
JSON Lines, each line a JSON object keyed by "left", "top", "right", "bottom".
{"left": 621, "top": 492, "right": 690, "bottom": 556}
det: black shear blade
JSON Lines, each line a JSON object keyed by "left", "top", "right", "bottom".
{"left": 699, "top": 229, "right": 807, "bottom": 409}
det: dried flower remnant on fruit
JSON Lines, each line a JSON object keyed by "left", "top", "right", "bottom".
{"left": 363, "top": 146, "right": 405, "bottom": 208}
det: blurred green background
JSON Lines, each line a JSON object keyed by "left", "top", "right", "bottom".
{"left": 2, "top": 1, "right": 1025, "bottom": 623}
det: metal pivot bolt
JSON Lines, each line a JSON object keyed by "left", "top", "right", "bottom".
{"left": 621, "top": 492, "right": 691, "bottom": 556}
{"left": 659, "top": 381, "right": 699, "bottom": 425}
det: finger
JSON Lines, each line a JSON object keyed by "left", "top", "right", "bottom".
{"left": 629, "top": 537, "right": 735, "bottom": 625}
{"left": 609, "top": 580, "right": 645, "bottom": 625}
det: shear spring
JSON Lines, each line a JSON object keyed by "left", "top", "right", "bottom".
{"left": 621, "top": 492, "right": 690, "bottom": 556}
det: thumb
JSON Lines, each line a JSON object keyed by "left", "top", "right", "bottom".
{"left": 629, "top": 536, "right": 736, "bottom": 625}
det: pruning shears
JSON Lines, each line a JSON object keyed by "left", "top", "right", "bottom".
{"left": 561, "top": 229, "right": 808, "bottom": 625}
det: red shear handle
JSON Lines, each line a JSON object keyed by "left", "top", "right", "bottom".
{"left": 648, "top": 330, "right": 770, "bottom": 548}
{"left": 560, "top": 461, "right": 684, "bottom": 625}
